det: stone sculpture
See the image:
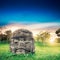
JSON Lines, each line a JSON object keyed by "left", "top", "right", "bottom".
{"left": 10, "top": 29, "right": 35, "bottom": 54}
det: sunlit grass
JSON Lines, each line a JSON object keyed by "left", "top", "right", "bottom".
{"left": 0, "top": 42, "right": 60, "bottom": 60}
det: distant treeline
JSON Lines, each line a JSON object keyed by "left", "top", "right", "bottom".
{"left": 0, "top": 28, "right": 60, "bottom": 43}
{"left": 0, "top": 30, "right": 12, "bottom": 42}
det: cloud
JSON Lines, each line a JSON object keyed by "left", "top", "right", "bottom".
{"left": 26, "top": 22, "right": 60, "bottom": 29}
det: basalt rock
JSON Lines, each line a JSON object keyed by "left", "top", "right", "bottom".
{"left": 10, "top": 29, "right": 35, "bottom": 54}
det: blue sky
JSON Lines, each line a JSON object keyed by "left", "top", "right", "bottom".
{"left": 0, "top": 0, "right": 60, "bottom": 26}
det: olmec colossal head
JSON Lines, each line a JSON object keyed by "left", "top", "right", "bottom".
{"left": 10, "top": 29, "right": 35, "bottom": 54}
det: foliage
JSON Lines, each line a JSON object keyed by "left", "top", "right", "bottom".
{"left": 55, "top": 38, "right": 60, "bottom": 43}
{"left": 5, "top": 30, "right": 12, "bottom": 41}
{"left": 0, "top": 34, "right": 7, "bottom": 42}
{"left": 0, "top": 30, "right": 12, "bottom": 42}
{"left": 35, "top": 32, "right": 50, "bottom": 43}
{"left": 56, "top": 28, "right": 60, "bottom": 37}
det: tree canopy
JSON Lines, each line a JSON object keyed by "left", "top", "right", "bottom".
{"left": 56, "top": 28, "right": 60, "bottom": 37}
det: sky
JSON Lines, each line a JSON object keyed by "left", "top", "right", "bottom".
{"left": 0, "top": 0, "right": 60, "bottom": 26}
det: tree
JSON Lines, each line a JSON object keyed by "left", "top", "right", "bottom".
{"left": 35, "top": 34, "right": 41, "bottom": 42}
{"left": 56, "top": 28, "right": 60, "bottom": 37}
{"left": 0, "top": 27, "right": 2, "bottom": 42}
{"left": 0, "top": 33, "right": 7, "bottom": 42}
{"left": 0, "top": 32, "right": 2, "bottom": 42}
{"left": 36, "top": 31, "right": 50, "bottom": 43}
{"left": 55, "top": 38, "right": 60, "bottom": 43}
{"left": 0, "top": 27, "right": 11, "bottom": 42}
{"left": 55, "top": 28, "right": 60, "bottom": 43}
{"left": 5, "top": 30, "right": 12, "bottom": 42}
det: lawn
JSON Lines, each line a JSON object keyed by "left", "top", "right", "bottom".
{"left": 0, "top": 42, "right": 60, "bottom": 60}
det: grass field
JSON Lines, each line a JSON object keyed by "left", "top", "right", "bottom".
{"left": 0, "top": 42, "right": 60, "bottom": 60}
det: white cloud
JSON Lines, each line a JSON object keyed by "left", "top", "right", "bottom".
{"left": 26, "top": 22, "right": 60, "bottom": 29}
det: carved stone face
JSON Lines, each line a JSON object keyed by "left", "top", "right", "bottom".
{"left": 10, "top": 29, "right": 35, "bottom": 54}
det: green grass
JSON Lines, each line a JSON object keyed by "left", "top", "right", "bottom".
{"left": 0, "top": 42, "right": 60, "bottom": 60}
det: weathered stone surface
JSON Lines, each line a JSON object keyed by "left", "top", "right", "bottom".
{"left": 10, "top": 29, "right": 35, "bottom": 54}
